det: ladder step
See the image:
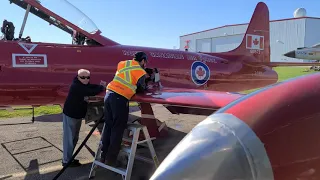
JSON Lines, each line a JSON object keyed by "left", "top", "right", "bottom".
{"left": 123, "top": 137, "right": 156, "bottom": 144}
{"left": 126, "top": 123, "right": 144, "bottom": 131}
{"left": 93, "top": 160, "right": 127, "bottom": 175}
{"left": 120, "top": 146, "right": 154, "bottom": 164}
{"left": 137, "top": 139, "right": 150, "bottom": 144}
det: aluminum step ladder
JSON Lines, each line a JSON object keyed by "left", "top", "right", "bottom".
{"left": 89, "top": 123, "right": 160, "bottom": 180}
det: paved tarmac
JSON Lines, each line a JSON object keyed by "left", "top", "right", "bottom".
{"left": 0, "top": 104, "right": 207, "bottom": 180}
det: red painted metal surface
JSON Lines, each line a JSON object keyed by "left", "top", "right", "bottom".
{"left": 138, "top": 103, "right": 169, "bottom": 138}
{"left": 0, "top": 1, "right": 318, "bottom": 110}
{"left": 216, "top": 72, "right": 320, "bottom": 179}
{"left": 0, "top": 1, "right": 278, "bottom": 108}
{"left": 133, "top": 88, "right": 244, "bottom": 110}
{"left": 2, "top": 2, "right": 320, "bottom": 179}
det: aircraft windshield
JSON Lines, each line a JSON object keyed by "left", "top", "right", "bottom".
{"left": 36, "top": 0, "right": 99, "bottom": 34}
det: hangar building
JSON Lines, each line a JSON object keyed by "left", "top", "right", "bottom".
{"left": 179, "top": 8, "right": 320, "bottom": 62}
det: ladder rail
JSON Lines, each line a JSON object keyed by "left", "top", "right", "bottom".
{"left": 89, "top": 125, "right": 105, "bottom": 178}
{"left": 124, "top": 127, "right": 140, "bottom": 180}
{"left": 142, "top": 127, "right": 160, "bottom": 168}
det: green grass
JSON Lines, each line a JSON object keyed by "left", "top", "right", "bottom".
{"left": 242, "top": 66, "right": 317, "bottom": 94}
{"left": 0, "top": 102, "right": 139, "bottom": 119}
{"left": 0, "top": 66, "right": 317, "bottom": 118}
{"left": 275, "top": 66, "right": 316, "bottom": 81}
{"left": 0, "top": 105, "right": 62, "bottom": 119}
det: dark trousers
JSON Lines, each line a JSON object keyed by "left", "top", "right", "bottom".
{"left": 101, "top": 90, "right": 129, "bottom": 163}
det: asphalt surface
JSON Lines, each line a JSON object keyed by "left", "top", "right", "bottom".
{"left": 0, "top": 104, "right": 207, "bottom": 180}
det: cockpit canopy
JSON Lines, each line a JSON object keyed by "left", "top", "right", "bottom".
{"left": 34, "top": 0, "right": 99, "bottom": 34}
{"left": 2, "top": 0, "right": 102, "bottom": 45}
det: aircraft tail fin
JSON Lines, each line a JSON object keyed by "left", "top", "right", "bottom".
{"left": 230, "top": 2, "right": 270, "bottom": 63}
{"left": 202, "top": 2, "right": 270, "bottom": 63}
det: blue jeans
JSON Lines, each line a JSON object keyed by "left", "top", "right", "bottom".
{"left": 101, "top": 90, "right": 129, "bottom": 163}
{"left": 62, "top": 113, "right": 82, "bottom": 163}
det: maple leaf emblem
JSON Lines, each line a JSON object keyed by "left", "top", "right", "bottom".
{"left": 196, "top": 67, "right": 205, "bottom": 77}
{"left": 253, "top": 38, "right": 259, "bottom": 45}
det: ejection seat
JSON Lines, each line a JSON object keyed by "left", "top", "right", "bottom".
{"left": 72, "top": 30, "right": 86, "bottom": 45}
{"left": 1, "top": 20, "right": 15, "bottom": 41}
{"left": 0, "top": 20, "right": 31, "bottom": 43}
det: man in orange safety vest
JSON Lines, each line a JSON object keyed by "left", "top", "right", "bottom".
{"left": 100, "top": 51, "right": 149, "bottom": 167}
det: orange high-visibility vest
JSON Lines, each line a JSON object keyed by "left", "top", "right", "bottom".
{"left": 107, "top": 60, "right": 146, "bottom": 100}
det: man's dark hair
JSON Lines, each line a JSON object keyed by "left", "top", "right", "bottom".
{"left": 134, "top": 51, "right": 148, "bottom": 62}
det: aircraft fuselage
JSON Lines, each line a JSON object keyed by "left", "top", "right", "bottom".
{"left": 0, "top": 40, "right": 278, "bottom": 106}
{"left": 284, "top": 48, "right": 320, "bottom": 61}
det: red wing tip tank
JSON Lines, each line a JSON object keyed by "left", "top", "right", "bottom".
{"left": 150, "top": 72, "right": 320, "bottom": 180}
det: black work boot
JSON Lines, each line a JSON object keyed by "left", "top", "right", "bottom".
{"left": 62, "top": 159, "right": 82, "bottom": 167}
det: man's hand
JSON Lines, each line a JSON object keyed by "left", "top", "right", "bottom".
{"left": 145, "top": 68, "right": 155, "bottom": 83}
{"left": 147, "top": 84, "right": 154, "bottom": 89}
{"left": 100, "top": 80, "right": 106, "bottom": 87}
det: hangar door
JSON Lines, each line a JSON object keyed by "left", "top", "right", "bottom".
{"left": 212, "top": 34, "right": 244, "bottom": 52}
{"left": 196, "top": 38, "right": 211, "bottom": 52}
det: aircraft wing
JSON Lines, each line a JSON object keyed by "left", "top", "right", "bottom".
{"left": 58, "top": 86, "right": 245, "bottom": 115}
{"left": 250, "top": 62, "right": 320, "bottom": 67}
{"left": 132, "top": 87, "right": 244, "bottom": 110}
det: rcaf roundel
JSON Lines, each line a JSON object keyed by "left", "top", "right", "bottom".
{"left": 191, "top": 61, "right": 210, "bottom": 86}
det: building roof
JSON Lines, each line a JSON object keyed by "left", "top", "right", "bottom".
{"left": 180, "top": 16, "right": 320, "bottom": 37}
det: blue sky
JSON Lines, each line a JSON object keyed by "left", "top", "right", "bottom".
{"left": 0, "top": 0, "right": 319, "bottom": 49}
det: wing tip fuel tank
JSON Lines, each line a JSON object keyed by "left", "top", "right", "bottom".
{"left": 150, "top": 113, "right": 274, "bottom": 180}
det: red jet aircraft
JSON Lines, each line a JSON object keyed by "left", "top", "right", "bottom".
{"left": 3, "top": 1, "right": 320, "bottom": 179}
{"left": 0, "top": 1, "right": 318, "bottom": 118}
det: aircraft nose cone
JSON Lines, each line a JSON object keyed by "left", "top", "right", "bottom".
{"left": 284, "top": 50, "right": 295, "bottom": 58}
{"left": 150, "top": 113, "right": 274, "bottom": 180}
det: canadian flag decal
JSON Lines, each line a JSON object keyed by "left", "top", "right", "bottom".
{"left": 246, "top": 34, "right": 264, "bottom": 50}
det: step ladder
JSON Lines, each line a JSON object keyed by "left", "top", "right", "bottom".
{"left": 89, "top": 123, "right": 160, "bottom": 180}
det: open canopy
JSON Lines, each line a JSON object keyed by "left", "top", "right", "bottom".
{"left": 6, "top": 0, "right": 119, "bottom": 46}
{"left": 33, "top": 0, "right": 99, "bottom": 34}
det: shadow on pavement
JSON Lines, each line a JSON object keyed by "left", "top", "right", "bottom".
{"left": 20, "top": 127, "right": 187, "bottom": 180}
{"left": 24, "top": 161, "right": 151, "bottom": 180}
{"left": 34, "top": 105, "right": 141, "bottom": 124}
{"left": 0, "top": 104, "right": 190, "bottom": 179}
{"left": 0, "top": 122, "right": 33, "bottom": 126}
{"left": 24, "top": 159, "right": 40, "bottom": 180}
{"left": 34, "top": 114, "right": 63, "bottom": 123}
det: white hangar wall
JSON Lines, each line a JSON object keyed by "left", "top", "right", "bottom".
{"left": 305, "top": 18, "right": 320, "bottom": 47}
{"left": 180, "top": 17, "right": 320, "bottom": 62}
{"left": 180, "top": 24, "right": 248, "bottom": 53}
{"left": 269, "top": 18, "right": 305, "bottom": 62}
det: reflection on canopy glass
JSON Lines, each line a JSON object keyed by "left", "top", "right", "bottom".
{"left": 36, "top": 0, "right": 99, "bottom": 34}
